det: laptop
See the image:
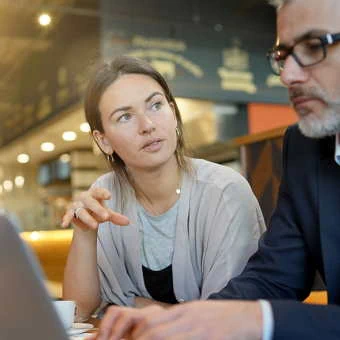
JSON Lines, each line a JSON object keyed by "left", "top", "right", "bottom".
{"left": 0, "top": 215, "right": 68, "bottom": 340}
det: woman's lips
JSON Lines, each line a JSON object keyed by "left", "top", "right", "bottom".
{"left": 142, "top": 139, "right": 163, "bottom": 152}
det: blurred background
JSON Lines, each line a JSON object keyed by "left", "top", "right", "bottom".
{"left": 0, "top": 0, "right": 298, "bottom": 231}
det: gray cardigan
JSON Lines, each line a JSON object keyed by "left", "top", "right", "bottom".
{"left": 94, "top": 158, "right": 266, "bottom": 306}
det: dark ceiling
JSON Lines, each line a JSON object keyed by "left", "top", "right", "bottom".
{"left": 0, "top": 0, "right": 99, "bottom": 103}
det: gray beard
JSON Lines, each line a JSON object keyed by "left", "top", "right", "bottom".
{"left": 297, "top": 107, "right": 340, "bottom": 138}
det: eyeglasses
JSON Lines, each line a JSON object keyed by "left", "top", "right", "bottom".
{"left": 267, "top": 33, "right": 340, "bottom": 75}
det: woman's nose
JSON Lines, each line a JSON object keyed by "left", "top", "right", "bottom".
{"left": 138, "top": 114, "right": 155, "bottom": 135}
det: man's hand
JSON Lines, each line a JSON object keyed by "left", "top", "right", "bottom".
{"left": 94, "top": 300, "right": 263, "bottom": 340}
{"left": 94, "top": 305, "right": 164, "bottom": 340}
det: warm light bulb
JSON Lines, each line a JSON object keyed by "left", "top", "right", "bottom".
{"left": 38, "top": 13, "right": 52, "bottom": 26}
{"left": 62, "top": 131, "right": 77, "bottom": 141}
{"left": 80, "top": 122, "right": 91, "bottom": 133}
{"left": 41, "top": 142, "right": 55, "bottom": 152}
{"left": 59, "top": 153, "right": 71, "bottom": 163}
{"left": 15, "top": 176, "right": 25, "bottom": 188}
{"left": 17, "top": 153, "right": 30, "bottom": 164}
{"left": 3, "top": 180, "right": 13, "bottom": 192}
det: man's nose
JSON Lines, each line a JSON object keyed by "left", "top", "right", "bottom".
{"left": 280, "top": 55, "right": 309, "bottom": 87}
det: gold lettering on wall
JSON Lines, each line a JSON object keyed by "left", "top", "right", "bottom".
{"left": 150, "top": 60, "right": 176, "bottom": 80}
{"left": 218, "top": 40, "right": 257, "bottom": 94}
{"left": 266, "top": 74, "right": 286, "bottom": 88}
{"left": 128, "top": 49, "right": 203, "bottom": 78}
{"left": 132, "top": 35, "right": 187, "bottom": 52}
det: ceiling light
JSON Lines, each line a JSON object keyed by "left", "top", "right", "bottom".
{"left": 17, "top": 153, "right": 30, "bottom": 164}
{"left": 59, "top": 153, "right": 71, "bottom": 163}
{"left": 80, "top": 122, "right": 91, "bottom": 133}
{"left": 15, "top": 176, "right": 25, "bottom": 188}
{"left": 3, "top": 180, "right": 13, "bottom": 192}
{"left": 38, "top": 13, "right": 52, "bottom": 26}
{"left": 62, "top": 131, "right": 77, "bottom": 141}
{"left": 41, "top": 142, "right": 55, "bottom": 152}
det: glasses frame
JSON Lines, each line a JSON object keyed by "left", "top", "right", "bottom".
{"left": 267, "top": 32, "right": 340, "bottom": 75}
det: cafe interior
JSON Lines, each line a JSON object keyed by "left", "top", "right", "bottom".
{"left": 0, "top": 0, "right": 326, "bottom": 332}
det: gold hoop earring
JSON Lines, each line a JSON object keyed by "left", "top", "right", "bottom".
{"left": 106, "top": 153, "right": 115, "bottom": 163}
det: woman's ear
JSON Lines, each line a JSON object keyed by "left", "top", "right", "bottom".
{"left": 92, "top": 130, "right": 114, "bottom": 155}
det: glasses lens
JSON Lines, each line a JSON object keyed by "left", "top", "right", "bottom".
{"left": 268, "top": 49, "right": 284, "bottom": 75}
{"left": 294, "top": 38, "right": 325, "bottom": 66}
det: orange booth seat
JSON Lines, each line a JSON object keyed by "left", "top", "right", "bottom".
{"left": 21, "top": 229, "right": 328, "bottom": 304}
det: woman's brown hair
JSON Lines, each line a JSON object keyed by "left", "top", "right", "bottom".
{"left": 84, "top": 55, "right": 190, "bottom": 187}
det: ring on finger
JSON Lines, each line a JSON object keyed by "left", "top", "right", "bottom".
{"left": 73, "top": 206, "right": 84, "bottom": 219}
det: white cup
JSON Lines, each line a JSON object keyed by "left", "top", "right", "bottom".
{"left": 53, "top": 300, "right": 76, "bottom": 329}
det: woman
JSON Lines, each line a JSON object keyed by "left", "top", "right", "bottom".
{"left": 62, "top": 56, "right": 265, "bottom": 321}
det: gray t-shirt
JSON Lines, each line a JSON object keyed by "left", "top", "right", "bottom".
{"left": 138, "top": 200, "right": 179, "bottom": 271}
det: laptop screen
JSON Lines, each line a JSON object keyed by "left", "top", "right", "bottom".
{"left": 0, "top": 215, "right": 68, "bottom": 340}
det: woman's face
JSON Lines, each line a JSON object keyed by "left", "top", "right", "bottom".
{"left": 95, "top": 73, "right": 178, "bottom": 171}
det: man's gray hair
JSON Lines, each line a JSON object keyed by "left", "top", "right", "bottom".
{"left": 268, "top": 0, "right": 290, "bottom": 9}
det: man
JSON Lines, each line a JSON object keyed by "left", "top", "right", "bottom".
{"left": 94, "top": 0, "right": 340, "bottom": 339}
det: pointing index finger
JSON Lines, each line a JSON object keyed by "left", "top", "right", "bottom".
{"left": 108, "top": 209, "right": 130, "bottom": 226}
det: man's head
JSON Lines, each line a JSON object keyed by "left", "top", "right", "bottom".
{"left": 269, "top": 0, "right": 340, "bottom": 138}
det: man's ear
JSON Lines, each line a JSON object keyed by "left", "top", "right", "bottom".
{"left": 92, "top": 130, "right": 114, "bottom": 155}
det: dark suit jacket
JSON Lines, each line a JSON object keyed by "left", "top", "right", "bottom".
{"left": 210, "top": 125, "right": 340, "bottom": 339}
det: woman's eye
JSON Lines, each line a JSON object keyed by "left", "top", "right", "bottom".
{"left": 151, "top": 101, "right": 162, "bottom": 111}
{"left": 117, "top": 113, "right": 131, "bottom": 122}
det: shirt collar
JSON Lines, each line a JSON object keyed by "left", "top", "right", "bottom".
{"left": 335, "top": 133, "right": 340, "bottom": 165}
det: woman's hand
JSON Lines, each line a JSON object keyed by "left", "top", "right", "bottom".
{"left": 61, "top": 187, "right": 130, "bottom": 230}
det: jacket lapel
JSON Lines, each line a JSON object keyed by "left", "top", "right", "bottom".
{"left": 319, "top": 137, "right": 340, "bottom": 303}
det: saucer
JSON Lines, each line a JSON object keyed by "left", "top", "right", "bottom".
{"left": 67, "top": 323, "right": 94, "bottom": 336}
